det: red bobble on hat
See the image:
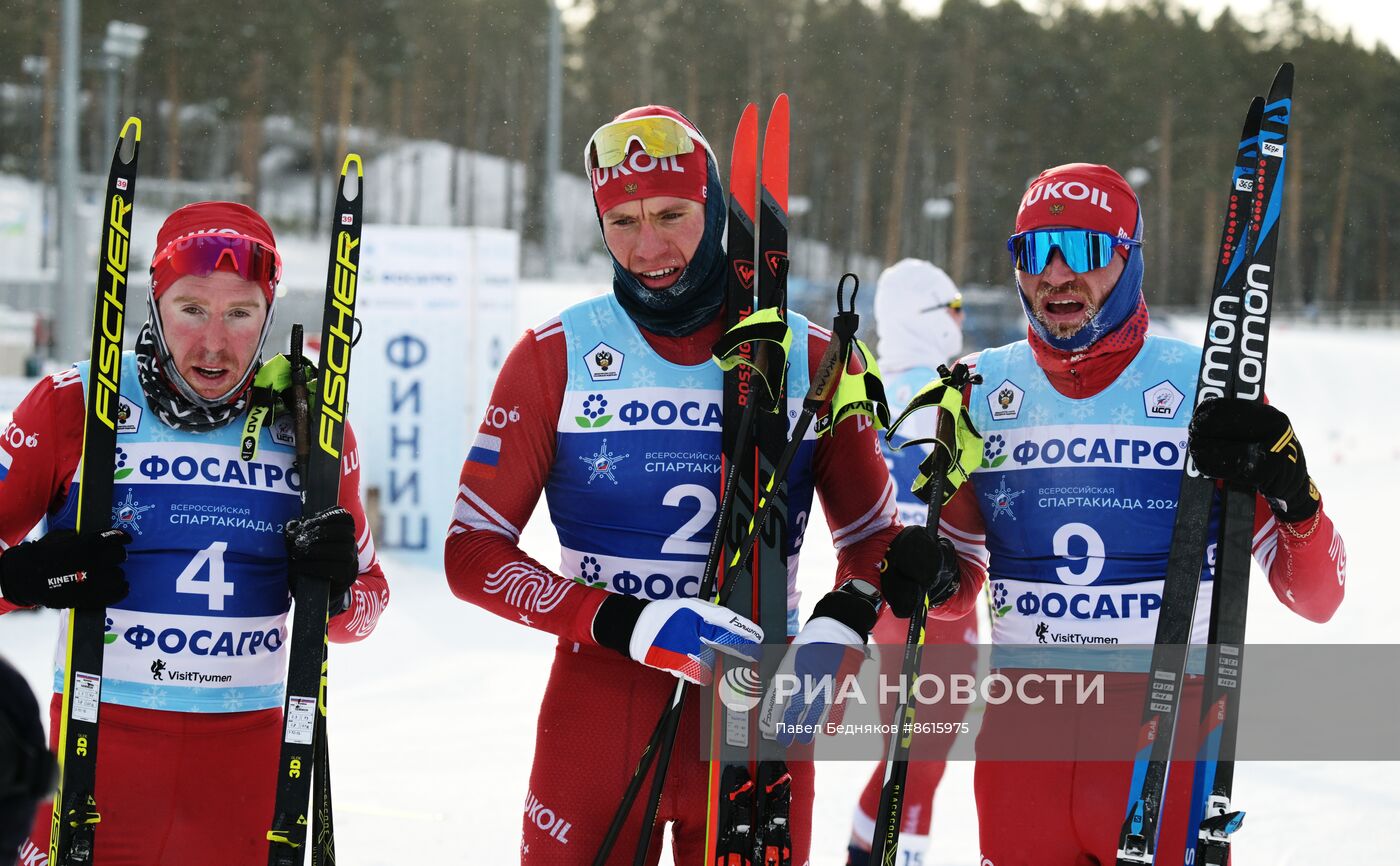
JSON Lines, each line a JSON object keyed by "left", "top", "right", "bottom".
{"left": 150, "top": 201, "right": 279, "bottom": 304}
{"left": 590, "top": 105, "right": 712, "bottom": 216}
{"left": 1014, "top": 163, "right": 1140, "bottom": 241}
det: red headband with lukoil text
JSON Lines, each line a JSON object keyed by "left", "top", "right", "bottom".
{"left": 1015, "top": 163, "right": 1140, "bottom": 254}
{"left": 150, "top": 201, "right": 280, "bottom": 304}
{"left": 590, "top": 106, "right": 711, "bottom": 215}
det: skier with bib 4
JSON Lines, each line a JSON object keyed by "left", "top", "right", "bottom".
{"left": 0, "top": 202, "right": 388, "bottom": 864}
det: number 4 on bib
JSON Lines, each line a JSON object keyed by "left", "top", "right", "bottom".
{"left": 174, "top": 541, "right": 234, "bottom": 611}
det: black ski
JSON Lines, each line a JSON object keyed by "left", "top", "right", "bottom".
{"left": 1115, "top": 96, "right": 1267, "bottom": 865}
{"left": 50, "top": 115, "right": 141, "bottom": 866}
{"left": 1186, "top": 62, "right": 1293, "bottom": 866}
{"left": 751, "top": 93, "right": 793, "bottom": 866}
{"left": 267, "top": 154, "right": 363, "bottom": 866}
{"left": 705, "top": 99, "right": 762, "bottom": 866}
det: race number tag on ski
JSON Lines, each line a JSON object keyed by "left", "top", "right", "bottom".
{"left": 71, "top": 672, "right": 102, "bottom": 724}
{"left": 285, "top": 696, "right": 317, "bottom": 745}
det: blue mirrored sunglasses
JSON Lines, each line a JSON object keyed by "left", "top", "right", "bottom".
{"left": 1007, "top": 229, "right": 1141, "bottom": 274}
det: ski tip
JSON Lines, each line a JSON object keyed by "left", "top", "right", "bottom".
{"left": 734, "top": 102, "right": 759, "bottom": 151}
{"left": 735, "top": 103, "right": 758, "bottom": 136}
{"left": 119, "top": 116, "right": 142, "bottom": 143}
{"left": 729, "top": 104, "right": 759, "bottom": 217}
{"left": 761, "top": 96, "right": 790, "bottom": 212}
{"left": 1244, "top": 96, "right": 1265, "bottom": 131}
{"left": 1274, "top": 61, "right": 1294, "bottom": 85}
{"left": 341, "top": 153, "right": 364, "bottom": 179}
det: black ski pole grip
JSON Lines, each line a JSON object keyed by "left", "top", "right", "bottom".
{"left": 833, "top": 272, "right": 860, "bottom": 346}
{"left": 289, "top": 324, "right": 309, "bottom": 466}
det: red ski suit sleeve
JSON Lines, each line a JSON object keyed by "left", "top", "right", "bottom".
{"left": 444, "top": 316, "right": 900, "bottom": 647}
{"left": 0, "top": 369, "right": 390, "bottom": 641}
{"left": 927, "top": 357, "right": 1345, "bottom": 625}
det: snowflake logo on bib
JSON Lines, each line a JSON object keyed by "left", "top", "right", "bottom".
{"left": 984, "top": 477, "right": 1023, "bottom": 521}
{"left": 112, "top": 489, "right": 155, "bottom": 535}
{"left": 580, "top": 439, "right": 629, "bottom": 485}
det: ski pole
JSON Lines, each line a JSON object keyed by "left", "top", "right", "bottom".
{"left": 869, "top": 362, "right": 979, "bottom": 865}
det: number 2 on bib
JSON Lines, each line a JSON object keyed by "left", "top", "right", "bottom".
{"left": 661, "top": 483, "right": 717, "bottom": 557}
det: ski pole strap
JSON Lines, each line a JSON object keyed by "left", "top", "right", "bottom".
{"left": 885, "top": 364, "right": 982, "bottom": 505}
{"left": 812, "top": 273, "right": 888, "bottom": 434}
{"left": 712, "top": 307, "right": 792, "bottom": 411}
{"left": 831, "top": 272, "right": 861, "bottom": 346}
{"left": 239, "top": 351, "right": 321, "bottom": 462}
{"left": 823, "top": 337, "right": 889, "bottom": 435}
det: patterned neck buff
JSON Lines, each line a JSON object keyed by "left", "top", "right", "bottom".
{"left": 134, "top": 322, "right": 250, "bottom": 432}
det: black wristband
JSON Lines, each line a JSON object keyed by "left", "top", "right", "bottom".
{"left": 811, "top": 586, "right": 880, "bottom": 639}
{"left": 592, "top": 593, "right": 649, "bottom": 657}
{"left": 1272, "top": 476, "right": 1321, "bottom": 523}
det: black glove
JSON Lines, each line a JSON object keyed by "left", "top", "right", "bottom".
{"left": 285, "top": 507, "right": 358, "bottom": 616}
{"left": 0, "top": 528, "right": 130, "bottom": 609}
{"left": 1188, "top": 397, "right": 1319, "bottom": 522}
{"left": 879, "top": 525, "right": 960, "bottom": 618}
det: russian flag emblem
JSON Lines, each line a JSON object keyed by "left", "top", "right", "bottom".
{"left": 464, "top": 432, "right": 502, "bottom": 478}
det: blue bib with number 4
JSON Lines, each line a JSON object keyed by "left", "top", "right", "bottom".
{"left": 53, "top": 352, "right": 303, "bottom": 712}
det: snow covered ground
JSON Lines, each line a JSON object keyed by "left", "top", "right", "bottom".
{"left": 3, "top": 319, "right": 1397, "bottom": 865}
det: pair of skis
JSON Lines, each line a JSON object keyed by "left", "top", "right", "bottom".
{"left": 709, "top": 93, "right": 794, "bottom": 866}
{"left": 48, "top": 116, "right": 364, "bottom": 866}
{"left": 1116, "top": 63, "right": 1293, "bottom": 866}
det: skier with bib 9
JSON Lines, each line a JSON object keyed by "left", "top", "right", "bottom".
{"left": 876, "top": 163, "right": 1345, "bottom": 865}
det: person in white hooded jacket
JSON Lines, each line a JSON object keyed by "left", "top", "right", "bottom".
{"left": 845, "top": 258, "right": 980, "bottom": 866}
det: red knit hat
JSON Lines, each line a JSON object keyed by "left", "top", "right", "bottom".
{"left": 588, "top": 105, "right": 713, "bottom": 216}
{"left": 1014, "top": 163, "right": 1140, "bottom": 250}
{"left": 150, "top": 201, "right": 280, "bottom": 304}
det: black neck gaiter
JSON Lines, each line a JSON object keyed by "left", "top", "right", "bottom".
{"left": 607, "top": 161, "right": 727, "bottom": 337}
